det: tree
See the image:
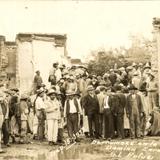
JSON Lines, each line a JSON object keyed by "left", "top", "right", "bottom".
{"left": 87, "top": 49, "right": 124, "bottom": 75}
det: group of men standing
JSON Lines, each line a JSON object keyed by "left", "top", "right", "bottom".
{"left": 0, "top": 61, "right": 159, "bottom": 152}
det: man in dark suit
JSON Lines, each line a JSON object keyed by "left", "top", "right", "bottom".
{"left": 115, "top": 85, "right": 126, "bottom": 139}
{"left": 126, "top": 85, "right": 144, "bottom": 139}
{"left": 103, "top": 87, "right": 117, "bottom": 140}
{"left": 83, "top": 85, "right": 100, "bottom": 139}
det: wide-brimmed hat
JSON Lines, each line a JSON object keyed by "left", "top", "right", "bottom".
{"left": 126, "top": 66, "right": 133, "bottom": 70}
{"left": 11, "top": 88, "right": 19, "bottom": 92}
{"left": 128, "top": 84, "right": 138, "bottom": 90}
{"left": 144, "top": 63, "right": 151, "bottom": 69}
{"left": 20, "top": 94, "right": 28, "bottom": 100}
{"left": 149, "top": 72, "right": 155, "bottom": 78}
{"left": 87, "top": 85, "right": 95, "bottom": 91}
{"left": 36, "top": 88, "right": 45, "bottom": 95}
{"left": 119, "top": 67, "right": 125, "bottom": 71}
{"left": 133, "top": 72, "right": 139, "bottom": 76}
{"left": 132, "top": 62, "right": 137, "bottom": 67}
{"left": 69, "top": 76, "right": 74, "bottom": 80}
{"left": 66, "top": 92, "right": 76, "bottom": 96}
{"left": 138, "top": 63, "right": 143, "bottom": 66}
{"left": 47, "top": 89, "right": 57, "bottom": 96}
{"left": 35, "top": 70, "right": 40, "bottom": 73}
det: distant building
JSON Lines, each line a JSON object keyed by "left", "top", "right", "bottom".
{"left": 71, "top": 58, "right": 82, "bottom": 66}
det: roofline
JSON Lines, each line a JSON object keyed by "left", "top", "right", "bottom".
{"left": 5, "top": 41, "right": 16, "bottom": 45}
{"left": 16, "top": 33, "right": 67, "bottom": 39}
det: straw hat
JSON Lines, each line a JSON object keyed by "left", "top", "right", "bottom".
{"left": 87, "top": 85, "right": 95, "bottom": 91}
{"left": 47, "top": 89, "right": 57, "bottom": 96}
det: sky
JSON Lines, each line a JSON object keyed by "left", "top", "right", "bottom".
{"left": 0, "top": 1, "right": 160, "bottom": 60}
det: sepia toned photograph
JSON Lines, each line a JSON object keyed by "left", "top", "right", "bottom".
{"left": 0, "top": 0, "right": 160, "bottom": 159}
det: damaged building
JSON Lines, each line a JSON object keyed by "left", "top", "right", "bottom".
{"left": 0, "top": 33, "right": 69, "bottom": 93}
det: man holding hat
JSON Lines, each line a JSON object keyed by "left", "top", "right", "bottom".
{"left": 126, "top": 85, "right": 144, "bottom": 139}
{"left": 45, "top": 89, "right": 60, "bottom": 145}
{"left": 83, "top": 85, "right": 100, "bottom": 139}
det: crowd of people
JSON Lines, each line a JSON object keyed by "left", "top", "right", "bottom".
{"left": 0, "top": 61, "right": 159, "bottom": 152}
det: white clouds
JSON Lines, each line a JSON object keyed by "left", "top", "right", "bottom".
{"left": 0, "top": 1, "right": 160, "bottom": 59}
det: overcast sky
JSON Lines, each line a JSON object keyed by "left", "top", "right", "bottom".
{"left": 0, "top": 1, "right": 160, "bottom": 60}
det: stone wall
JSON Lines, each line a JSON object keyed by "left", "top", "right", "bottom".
{"left": 16, "top": 33, "right": 68, "bottom": 93}
{"left": 5, "top": 42, "right": 17, "bottom": 89}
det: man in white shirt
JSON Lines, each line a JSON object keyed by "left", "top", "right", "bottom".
{"left": 64, "top": 92, "right": 82, "bottom": 143}
{"left": 45, "top": 89, "right": 60, "bottom": 145}
{"left": 35, "top": 88, "right": 46, "bottom": 141}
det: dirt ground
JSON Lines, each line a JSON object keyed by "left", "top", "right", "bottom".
{"left": 0, "top": 136, "right": 160, "bottom": 160}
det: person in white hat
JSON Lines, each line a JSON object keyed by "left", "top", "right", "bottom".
{"left": 65, "top": 75, "right": 78, "bottom": 94}
{"left": 45, "top": 89, "right": 60, "bottom": 145}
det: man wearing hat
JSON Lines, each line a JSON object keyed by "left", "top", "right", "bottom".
{"left": 83, "top": 85, "right": 100, "bottom": 139}
{"left": 64, "top": 92, "right": 82, "bottom": 143}
{"left": 132, "top": 72, "right": 141, "bottom": 90}
{"left": 48, "top": 62, "right": 59, "bottom": 85}
{"left": 115, "top": 85, "right": 126, "bottom": 139}
{"left": 65, "top": 75, "right": 78, "bottom": 94}
{"left": 45, "top": 89, "right": 60, "bottom": 145}
{"left": 108, "top": 69, "right": 117, "bottom": 86}
{"left": 19, "top": 94, "right": 29, "bottom": 144}
{"left": 35, "top": 88, "right": 46, "bottom": 141}
{"left": 0, "top": 92, "right": 7, "bottom": 152}
{"left": 9, "top": 88, "right": 20, "bottom": 143}
{"left": 33, "top": 70, "right": 43, "bottom": 93}
{"left": 97, "top": 86, "right": 106, "bottom": 137}
{"left": 126, "top": 85, "right": 144, "bottom": 139}
{"left": 146, "top": 72, "right": 158, "bottom": 113}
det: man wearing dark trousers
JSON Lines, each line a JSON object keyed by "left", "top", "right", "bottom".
{"left": 126, "top": 85, "right": 144, "bottom": 139}
{"left": 64, "top": 92, "right": 82, "bottom": 143}
{"left": 83, "top": 85, "right": 100, "bottom": 139}
{"left": 103, "top": 87, "right": 117, "bottom": 140}
{"left": 1, "top": 94, "right": 10, "bottom": 147}
{"left": 115, "top": 85, "right": 126, "bottom": 139}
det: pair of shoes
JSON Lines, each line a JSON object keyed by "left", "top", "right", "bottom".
{"left": 75, "top": 138, "right": 80, "bottom": 142}
{"left": 4, "top": 144, "right": 11, "bottom": 147}
{"left": 52, "top": 142, "right": 59, "bottom": 145}
{"left": 70, "top": 139, "right": 75, "bottom": 144}
{"left": 57, "top": 140, "right": 65, "bottom": 145}
{"left": 48, "top": 141, "right": 53, "bottom": 146}
{"left": 0, "top": 149, "right": 6, "bottom": 153}
{"left": 19, "top": 141, "right": 25, "bottom": 144}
